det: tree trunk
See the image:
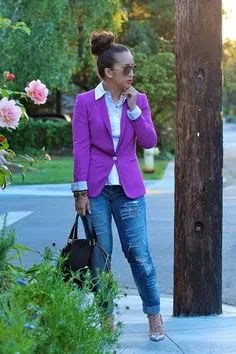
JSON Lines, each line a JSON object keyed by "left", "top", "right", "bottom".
{"left": 174, "top": 0, "right": 223, "bottom": 316}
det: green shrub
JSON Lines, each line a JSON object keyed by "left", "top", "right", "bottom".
{"left": 1, "top": 118, "right": 72, "bottom": 153}
{"left": 0, "top": 266, "right": 120, "bottom": 353}
{"left": 0, "top": 226, "right": 121, "bottom": 354}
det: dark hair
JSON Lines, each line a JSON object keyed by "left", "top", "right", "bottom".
{"left": 90, "top": 31, "right": 129, "bottom": 79}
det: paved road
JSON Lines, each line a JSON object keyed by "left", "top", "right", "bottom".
{"left": 1, "top": 189, "right": 236, "bottom": 306}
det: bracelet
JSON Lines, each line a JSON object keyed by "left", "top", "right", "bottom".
{"left": 73, "top": 190, "right": 88, "bottom": 199}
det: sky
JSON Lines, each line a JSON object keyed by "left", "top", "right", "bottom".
{"left": 223, "top": 0, "right": 236, "bottom": 40}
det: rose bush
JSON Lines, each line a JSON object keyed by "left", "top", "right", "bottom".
{"left": 0, "top": 72, "right": 48, "bottom": 188}
{"left": 0, "top": 77, "right": 49, "bottom": 187}
{"left": 0, "top": 16, "right": 49, "bottom": 189}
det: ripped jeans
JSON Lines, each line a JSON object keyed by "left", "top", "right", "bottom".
{"left": 87, "top": 185, "right": 160, "bottom": 315}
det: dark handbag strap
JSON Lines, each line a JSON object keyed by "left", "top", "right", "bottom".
{"left": 68, "top": 214, "right": 79, "bottom": 240}
{"left": 69, "top": 214, "right": 96, "bottom": 242}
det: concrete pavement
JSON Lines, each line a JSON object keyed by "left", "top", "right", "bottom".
{"left": 116, "top": 292, "right": 236, "bottom": 354}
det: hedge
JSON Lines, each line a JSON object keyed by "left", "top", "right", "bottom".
{"left": 2, "top": 118, "right": 72, "bottom": 153}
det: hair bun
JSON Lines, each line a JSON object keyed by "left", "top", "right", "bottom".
{"left": 90, "top": 31, "right": 115, "bottom": 56}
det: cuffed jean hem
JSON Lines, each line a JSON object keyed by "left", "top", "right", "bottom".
{"left": 143, "top": 304, "right": 160, "bottom": 315}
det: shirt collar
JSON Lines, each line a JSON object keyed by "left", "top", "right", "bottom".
{"left": 94, "top": 82, "right": 127, "bottom": 105}
{"left": 95, "top": 82, "right": 106, "bottom": 100}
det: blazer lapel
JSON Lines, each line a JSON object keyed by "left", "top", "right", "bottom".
{"left": 116, "top": 101, "right": 128, "bottom": 151}
{"left": 97, "top": 96, "right": 112, "bottom": 137}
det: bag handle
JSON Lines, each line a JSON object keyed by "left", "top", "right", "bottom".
{"left": 69, "top": 214, "right": 96, "bottom": 241}
{"left": 68, "top": 214, "right": 79, "bottom": 240}
{"left": 82, "top": 214, "right": 97, "bottom": 241}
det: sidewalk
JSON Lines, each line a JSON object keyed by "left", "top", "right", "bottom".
{"left": 116, "top": 292, "right": 236, "bottom": 354}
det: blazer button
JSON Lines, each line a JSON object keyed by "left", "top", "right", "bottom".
{"left": 112, "top": 156, "right": 117, "bottom": 161}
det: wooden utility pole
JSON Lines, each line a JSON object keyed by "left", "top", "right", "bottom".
{"left": 174, "top": 0, "right": 223, "bottom": 316}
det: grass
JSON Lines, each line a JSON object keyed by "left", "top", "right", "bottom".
{"left": 139, "top": 158, "right": 168, "bottom": 180}
{"left": 12, "top": 156, "right": 168, "bottom": 185}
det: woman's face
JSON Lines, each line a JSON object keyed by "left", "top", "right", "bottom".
{"left": 106, "top": 51, "right": 136, "bottom": 91}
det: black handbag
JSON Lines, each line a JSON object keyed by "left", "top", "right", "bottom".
{"left": 60, "top": 214, "right": 111, "bottom": 289}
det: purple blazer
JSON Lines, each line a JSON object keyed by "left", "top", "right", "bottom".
{"left": 72, "top": 89, "right": 157, "bottom": 198}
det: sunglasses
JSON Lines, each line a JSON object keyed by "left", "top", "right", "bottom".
{"left": 111, "top": 64, "right": 137, "bottom": 76}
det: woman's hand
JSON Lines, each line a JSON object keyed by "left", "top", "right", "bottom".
{"left": 74, "top": 192, "right": 91, "bottom": 216}
{"left": 123, "top": 86, "right": 138, "bottom": 111}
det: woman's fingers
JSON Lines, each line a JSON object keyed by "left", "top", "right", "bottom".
{"left": 75, "top": 196, "right": 90, "bottom": 216}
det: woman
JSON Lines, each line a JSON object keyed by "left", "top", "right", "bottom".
{"left": 71, "top": 31, "right": 164, "bottom": 342}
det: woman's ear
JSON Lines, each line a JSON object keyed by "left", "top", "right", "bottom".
{"left": 104, "top": 68, "right": 113, "bottom": 79}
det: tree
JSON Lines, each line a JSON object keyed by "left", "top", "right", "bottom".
{"left": 0, "top": 0, "right": 78, "bottom": 91}
{"left": 120, "top": 0, "right": 176, "bottom": 152}
{"left": 145, "top": 0, "right": 175, "bottom": 47}
{"left": 0, "top": 16, "right": 49, "bottom": 189}
{"left": 134, "top": 51, "right": 176, "bottom": 152}
{"left": 0, "top": 0, "right": 126, "bottom": 92}
{"left": 174, "top": 0, "right": 223, "bottom": 315}
{"left": 70, "top": 0, "right": 127, "bottom": 91}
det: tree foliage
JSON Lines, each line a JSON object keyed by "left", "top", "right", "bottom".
{"left": 0, "top": 0, "right": 126, "bottom": 92}
{"left": 73, "top": 0, "right": 127, "bottom": 91}
{"left": 0, "top": 0, "right": 79, "bottom": 91}
{"left": 120, "top": 0, "right": 176, "bottom": 152}
{"left": 0, "top": 0, "right": 177, "bottom": 152}
{"left": 134, "top": 51, "right": 176, "bottom": 152}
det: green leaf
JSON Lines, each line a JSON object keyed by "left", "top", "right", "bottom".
{"left": 19, "top": 154, "right": 35, "bottom": 163}
{"left": 21, "top": 107, "right": 30, "bottom": 120}
{"left": 13, "top": 243, "right": 32, "bottom": 252}
{"left": 20, "top": 93, "right": 28, "bottom": 99}
{"left": 0, "top": 170, "right": 6, "bottom": 189}
{"left": 0, "top": 88, "right": 11, "bottom": 98}
{"left": 4, "top": 148, "right": 15, "bottom": 160}
{"left": 14, "top": 163, "right": 24, "bottom": 169}
{"left": 0, "top": 165, "right": 12, "bottom": 189}
{"left": 0, "top": 16, "right": 11, "bottom": 29}
{"left": 0, "top": 136, "right": 9, "bottom": 150}
{"left": 7, "top": 263, "right": 25, "bottom": 273}
{"left": 12, "top": 21, "right": 31, "bottom": 35}
{"left": 7, "top": 243, "right": 32, "bottom": 265}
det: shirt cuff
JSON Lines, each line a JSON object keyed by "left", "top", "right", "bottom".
{"left": 127, "top": 105, "right": 142, "bottom": 121}
{"left": 71, "top": 181, "right": 88, "bottom": 192}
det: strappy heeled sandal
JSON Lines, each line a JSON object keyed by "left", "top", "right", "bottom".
{"left": 148, "top": 313, "right": 165, "bottom": 342}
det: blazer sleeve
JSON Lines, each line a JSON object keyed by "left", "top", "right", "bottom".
{"left": 72, "top": 94, "right": 90, "bottom": 184}
{"left": 131, "top": 93, "right": 158, "bottom": 148}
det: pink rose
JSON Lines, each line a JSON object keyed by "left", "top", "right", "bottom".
{"left": 25, "top": 79, "right": 48, "bottom": 105}
{"left": 0, "top": 98, "right": 21, "bottom": 129}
